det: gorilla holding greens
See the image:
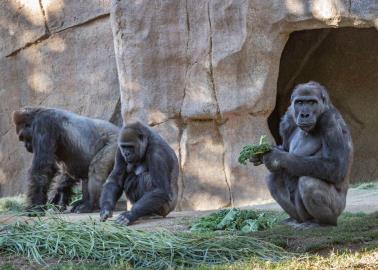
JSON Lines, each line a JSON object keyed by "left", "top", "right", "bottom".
{"left": 13, "top": 107, "right": 119, "bottom": 213}
{"left": 252, "top": 81, "right": 353, "bottom": 227}
{"left": 100, "top": 122, "right": 179, "bottom": 225}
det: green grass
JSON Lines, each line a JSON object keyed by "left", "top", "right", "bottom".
{"left": 195, "top": 250, "right": 378, "bottom": 269}
{"left": 1, "top": 212, "right": 378, "bottom": 269}
{"left": 0, "top": 215, "right": 289, "bottom": 269}
{"left": 253, "top": 212, "right": 378, "bottom": 253}
{"left": 1, "top": 203, "right": 378, "bottom": 269}
{"left": 0, "top": 196, "right": 25, "bottom": 213}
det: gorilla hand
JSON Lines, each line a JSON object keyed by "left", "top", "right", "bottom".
{"left": 116, "top": 211, "right": 131, "bottom": 226}
{"left": 100, "top": 208, "right": 113, "bottom": 222}
{"left": 262, "top": 147, "right": 286, "bottom": 172}
{"left": 249, "top": 154, "right": 263, "bottom": 166}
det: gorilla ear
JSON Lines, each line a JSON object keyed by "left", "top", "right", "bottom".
{"left": 320, "top": 87, "right": 331, "bottom": 109}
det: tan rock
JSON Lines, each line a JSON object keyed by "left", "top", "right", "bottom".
{"left": 41, "top": 0, "right": 111, "bottom": 33}
{"left": 111, "top": 0, "right": 187, "bottom": 124}
{"left": 179, "top": 121, "right": 230, "bottom": 210}
{"left": 0, "top": 0, "right": 46, "bottom": 58}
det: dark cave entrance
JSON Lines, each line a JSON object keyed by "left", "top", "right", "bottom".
{"left": 268, "top": 27, "right": 378, "bottom": 182}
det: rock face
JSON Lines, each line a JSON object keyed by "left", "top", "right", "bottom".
{"left": 0, "top": 0, "right": 378, "bottom": 209}
{"left": 111, "top": 0, "right": 378, "bottom": 210}
{"left": 0, "top": 2, "right": 119, "bottom": 196}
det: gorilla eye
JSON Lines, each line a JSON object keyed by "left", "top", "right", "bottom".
{"left": 309, "top": 100, "right": 318, "bottom": 105}
{"left": 295, "top": 100, "right": 303, "bottom": 105}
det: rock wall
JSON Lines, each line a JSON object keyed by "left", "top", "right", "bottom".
{"left": 0, "top": 0, "right": 119, "bottom": 196}
{"left": 0, "top": 0, "right": 377, "bottom": 210}
{"left": 111, "top": 0, "right": 378, "bottom": 210}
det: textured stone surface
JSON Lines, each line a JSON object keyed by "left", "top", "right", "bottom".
{"left": 1, "top": 0, "right": 378, "bottom": 210}
{"left": 0, "top": 0, "right": 47, "bottom": 58}
{"left": 112, "top": 0, "right": 378, "bottom": 209}
{"left": 179, "top": 121, "right": 230, "bottom": 210}
{"left": 0, "top": 17, "right": 119, "bottom": 196}
{"left": 41, "top": 0, "right": 111, "bottom": 33}
{"left": 112, "top": 0, "right": 187, "bottom": 125}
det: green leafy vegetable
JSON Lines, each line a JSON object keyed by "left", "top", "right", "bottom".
{"left": 190, "top": 208, "right": 281, "bottom": 233}
{"left": 238, "top": 135, "right": 272, "bottom": 165}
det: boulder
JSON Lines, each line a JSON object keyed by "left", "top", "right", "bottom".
{"left": 0, "top": 0, "right": 46, "bottom": 58}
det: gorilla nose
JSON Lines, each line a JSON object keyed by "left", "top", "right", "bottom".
{"left": 300, "top": 113, "right": 310, "bottom": 118}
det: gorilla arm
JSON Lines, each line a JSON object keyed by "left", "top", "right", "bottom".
{"left": 115, "top": 150, "right": 171, "bottom": 225}
{"left": 99, "top": 149, "right": 127, "bottom": 221}
{"left": 263, "top": 110, "right": 351, "bottom": 185}
{"left": 27, "top": 120, "right": 59, "bottom": 209}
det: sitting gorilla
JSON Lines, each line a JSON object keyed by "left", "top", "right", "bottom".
{"left": 252, "top": 81, "right": 353, "bottom": 227}
{"left": 13, "top": 106, "right": 119, "bottom": 213}
{"left": 100, "top": 122, "right": 179, "bottom": 225}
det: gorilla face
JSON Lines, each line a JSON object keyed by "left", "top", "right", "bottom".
{"left": 118, "top": 128, "right": 146, "bottom": 164}
{"left": 17, "top": 124, "right": 33, "bottom": 153}
{"left": 291, "top": 85, "right": 326, "bottom": 132}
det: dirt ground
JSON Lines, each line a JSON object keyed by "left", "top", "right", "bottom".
{"left": 1, "top": 187, "right": 377, "bottom": 231}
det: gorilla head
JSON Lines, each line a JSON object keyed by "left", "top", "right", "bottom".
{"left": 290, "top": 81, "right": 330, "bottom": 132}
{"left": 13, "top": 108, "right": 38, "bottom": 153}
{"left": 118, "top": 125, "right": 148, "bottom": 164}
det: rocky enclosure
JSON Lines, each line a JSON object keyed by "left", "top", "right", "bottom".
{"left": 0, "top": 0, "right": 377, "bottom": 210}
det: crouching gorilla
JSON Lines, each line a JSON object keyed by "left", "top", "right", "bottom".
{"left": 13, "top": 107, "right": 119, "bottom": 213}
{"left": 100, "top": 122, "right": 179, "bottom": 225}
{"left": 252, "top": 81, "right": 353, "bottom": 227}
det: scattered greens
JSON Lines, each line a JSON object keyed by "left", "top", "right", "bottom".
{"left": 190, "top": 208, "right": 282, "bottom": 233}
{"left": 238, "top": 135, "right": 272, "bottom": 165}
{"left": 0, "top": 216, "right": 289, "bottom": 269}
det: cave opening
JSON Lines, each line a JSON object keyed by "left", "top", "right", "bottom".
{"left": 268, "top": 27, "right": 378, "bottom": 182}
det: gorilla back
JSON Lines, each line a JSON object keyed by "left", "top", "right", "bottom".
{"left": 13, "top": 106, "right": 119, "bottom": 213}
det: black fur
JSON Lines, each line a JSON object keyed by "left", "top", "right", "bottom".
{"left": 100, "top": 122, "right": 179, "bottom": 225}
{"left": 13, "top": 107, "right": 119, "bottom": 213}
{"left": 259, "top": 81, "right": 353, "bottom": 226}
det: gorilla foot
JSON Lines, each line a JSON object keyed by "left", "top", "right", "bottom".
{"left": 290, "top": 221, "right": 321, "bottom": 230}
{"left": 281, "top": 217, "right": 299, "bottom": 226}
{"left": 70, "top": 200, "right": 94, "bottom": 213}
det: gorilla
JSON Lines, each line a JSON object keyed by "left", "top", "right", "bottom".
{"left": 252, "top": 81, "right": 353, "bottom": 227}
{"left": 100, "top": 121, "right": 179, "bottom": 225}
{"left": 13, "top": 106, "right": 119, "bottom": 213}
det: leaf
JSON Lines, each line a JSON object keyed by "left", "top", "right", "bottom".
{"left": 241, "top": 219, "right": 259, "bottom": 233}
